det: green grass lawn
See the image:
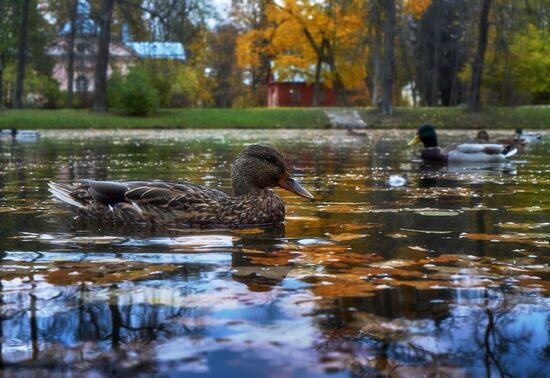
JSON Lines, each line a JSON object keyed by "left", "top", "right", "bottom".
{"left": 0, "top": 106, "right": 548, "bottom": 129}
{"left": 360, "top": 106, "right": 550, "bottom": 129}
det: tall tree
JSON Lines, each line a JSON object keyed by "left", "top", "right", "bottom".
{"left": 13, "top": 0, "right": 31, "bottom": 109}
{"left": 380, "top": 0, "right": 395, "bottom": 114}
{"left": 368, "top": 0, "right": 382, "bottom": 106}
{"left": 412, "top": 0, "right": 472, "bottom": 106}
{"left": 237, "top": 0, "right": 367, "bottom": 107}
{"left": 0, "top": 53, "right": 4, "bottom": 109}
{"left": 232, "top": 0, "right": 273, "bottom": 105}
{"left": 210, "top": 24, "right": 242, "bottom": 107}
{"left": 469, "top": 0, "right": 492, "bottom": 111}
{"left": 94, "top": 0, "right": 115, "bottom": 112}
{"left": 66, "top": 0, "right": 78, "bottom": 108}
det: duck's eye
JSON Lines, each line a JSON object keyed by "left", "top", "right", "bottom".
{"left": 263, "top": 155, "right": 277, "bottom": 164}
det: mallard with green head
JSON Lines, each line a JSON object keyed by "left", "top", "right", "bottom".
{"left": 515, "top": 128, "right": 542, "bottom": 143}
{"left": 48, "top": 144, "right": 314, "bottom": 227}
{"left": 408, "top": 125, "right": 517, "bottom": 163}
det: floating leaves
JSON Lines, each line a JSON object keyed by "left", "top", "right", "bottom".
{"left": 461, "top": 232, "right": 550, "bottom": 248}
{"left": 498, "top": 222, "right": 550, "bottom": 230}
{"left": 0, "top": 259, "right": 179, "bottom": 285}
{"left": 328, "top": 233, "right": 368, "bottom": 242}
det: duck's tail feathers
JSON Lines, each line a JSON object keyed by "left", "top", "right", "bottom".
{"left": 503, "top": 145, "right": 518, "bottom": 158}
{"left": 48, "top": 182, "right": 84, "bottom": 208}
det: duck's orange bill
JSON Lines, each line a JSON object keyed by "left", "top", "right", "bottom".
{"left": 278, "top": 176, "right": 314, "bottom": 200}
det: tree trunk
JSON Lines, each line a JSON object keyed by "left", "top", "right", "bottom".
{"left": 0, "top": 53, "right": 4, "bottom": 110}
{"left": 13, "top": 0, "right": 30, "bottom": 109}
{"left": 381, "top": 0, "right": 396, "bottom": 115}
{"left": 431, "top": 1, "right": 441, "bottom": 106}
{"left": 93, "top": 0, "right": 114, "bottom": 112}
{"left": 303, "top": 30, "right": 348, "bottom": 107}
{"left": 312, "top": 57, "right": 322, "bottom": 106}
{"left": 469, "top": 0, "right": 492, "bottom": 112}
{"left": 66, "top": 0, "right": 78, "bottom": 108}
{"left": 371, "top": 0, "right": 382, "bottom": 106}
{"left": 327, "top": 58, "right": 349, "bottom": 107}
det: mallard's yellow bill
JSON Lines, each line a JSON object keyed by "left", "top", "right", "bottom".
{"left": 278, "top": 176, "right": 314, "bottom": 200}
{"left": 408, "top": 134, "right": 421, "bottom": 146}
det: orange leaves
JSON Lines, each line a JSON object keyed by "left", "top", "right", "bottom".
{"left": 236, "top": 29, "right": 268, "bottom": 70}
{"left": 460, "top": 232, "right": 550, "bottom": 248}
{"left": 0, "top": 260, "right": 179, "bottom": 286}
{"left": 403, "top": 0, "right": 431, "bottom": 18}
{"left": 236, "top": 0, "right": 369, "bottom": 90}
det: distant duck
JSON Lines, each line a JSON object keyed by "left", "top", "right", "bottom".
{"left": 474, "top": 130, "right": 525, "bottom": 147}
{"left": 347, "top": 127, "right": 368, "bottom": 136}
{"left": 0, "top": 129, "right": 40, "bottom": 141}
{"left": 49, "top": 144, "right": 314, "bottom": 227}
{"left": 409, "top": 124, "right": 517, "bottom": 163}
{"left": 474, "top": 130, "right": 490, "bottom": 143}
{"left": 515, "top": 128, "right": 541, "bottom": 143}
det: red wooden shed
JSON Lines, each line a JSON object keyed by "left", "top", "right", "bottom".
{"left": 267, "top": 72, "right": 338, "bottom": 107}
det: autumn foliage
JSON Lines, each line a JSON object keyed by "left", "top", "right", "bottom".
{"left": 236, "top": 0, "right": 431, "bottom": 106}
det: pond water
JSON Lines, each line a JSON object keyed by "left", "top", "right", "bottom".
{"left": 0, "top": 129, "right": 549, "bottom": 377}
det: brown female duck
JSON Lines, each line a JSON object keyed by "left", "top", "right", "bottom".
{"left": 48, "top": 144, "right": 314, "bottom": 227}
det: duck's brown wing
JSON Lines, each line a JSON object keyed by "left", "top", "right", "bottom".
{"left": 78, "top": 180, "right": 229, "bottom": 206}
{"left": 123, "top": 181, "right": 229, "bottom": 206}
{"left": 50, "top": 179, "right": 229, "bottom": 212}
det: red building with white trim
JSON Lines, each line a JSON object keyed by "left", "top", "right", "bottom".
{"left": 267, "top": 71, "right": 338, "bottom": 107}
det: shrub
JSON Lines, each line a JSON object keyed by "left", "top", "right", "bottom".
{"left": 109, "top": 67, "right": 159, "bottom": 116}
{"left": 107, "top": 70, "right": 124, "bottom": 109}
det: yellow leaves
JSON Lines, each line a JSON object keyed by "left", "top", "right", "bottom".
{"left": 236, "top": 0, "right": 368, "bottom": 90}
{"left": 403, "top": 0, "right": 431, "bottom": 18}
{"left": 236, "top": 29, "right": 267, "bottom": 69}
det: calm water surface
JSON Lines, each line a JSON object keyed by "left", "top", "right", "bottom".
{"left": 0, "top": 129, "right": 549, "bottom": 377}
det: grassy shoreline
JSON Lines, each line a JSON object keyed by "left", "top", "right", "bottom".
{"left": 0, "top": 106, "right": 548, "bottom": 129}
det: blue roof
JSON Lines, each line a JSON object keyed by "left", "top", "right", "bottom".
{"left": 60, "top": 0, "right": 97, "bottom": 35}
{"left": 126, "top": 42, "right": 185, "bottom": 60}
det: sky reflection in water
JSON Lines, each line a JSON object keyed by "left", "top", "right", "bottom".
{"left": 0, "top": 129, "right": 549, "bottom": 377}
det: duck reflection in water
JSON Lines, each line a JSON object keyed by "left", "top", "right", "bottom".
{"left": 232, "top": 225, "right": 293, "bottom": 292}
{"left": 413, "top": 160, "right": 517, "bottom": 188}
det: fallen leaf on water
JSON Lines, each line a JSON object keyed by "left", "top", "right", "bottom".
{"left": 408, "top": 245, "right": 428, "bottom": 252}
{"left": 328, "top": 233, "right": 368, "bottom": 242}
{"left": 231, "top": 228, "right": 265, "bottom": 235}
{"left": 388, "top": 233, "right": 408, "bottom": 239}
{"left": 0, "top": 260, "right": 179, "bottom": 285}
{"left": 310, "top": 274, "right": 379, "bottom": 298}
{"left": 498, "top": 222, "right": 550, "bottom": 230}
{"left": 250, "top": 252, "right": 293, "bottom": 266}
{"left": 333, "top": 223, "right": 379, "bottom": 231}
{"left": 416, "top": 210, "right": 459, "bottom": 217}
{"left": 417, "top": 255, "right": 462, "bottom": 264}
{"left": 460, "top": 233, "right": 550, "bottom": 248}
{"left": 285, "top": 215, "right": 322, "bottom": 222}
{"left": 318, "top": 204, "right": 369, "bottom": 214}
